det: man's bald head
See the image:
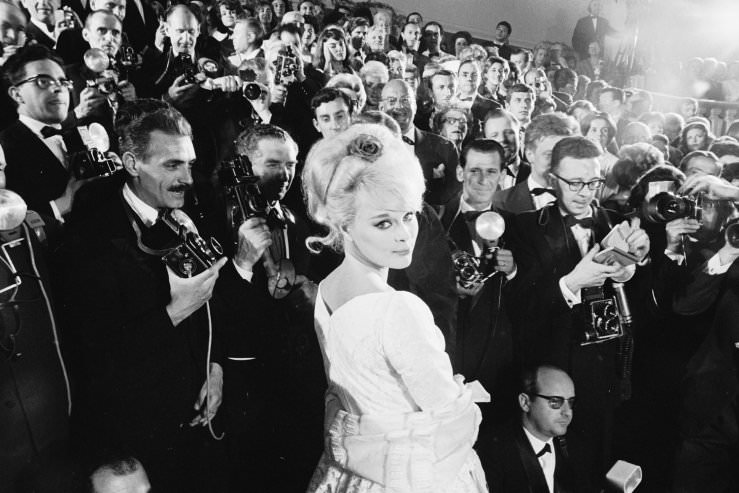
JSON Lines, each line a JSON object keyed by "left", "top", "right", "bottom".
{"left": 83, "top": 10, "right": 122, "bottom": 56}
{"left": 379, "top": 79, "right": 417, "bottom": 133}
{"left": 165, "top": 4, "right": 199, "bottom": 55}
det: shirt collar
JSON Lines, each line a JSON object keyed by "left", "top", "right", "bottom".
{"left": 559, "top": 204, "right": 593, "bottom": 220}
{"left": 460, "top": 195, "right": 491, "bottom": 213}
{"left": 403, "top": 126, "right": 416, "bottom": 143}
{"left": 522, "top": 426, "right": 553, "bottom": 455}
{"left": 122, "top": 182, "right": 160, "bottom": 226}
{"left": 18, "top": 114, "right": 61, "bottom": 138}
{"left": 527, "top": 175, "right": 550, "bottom": 191}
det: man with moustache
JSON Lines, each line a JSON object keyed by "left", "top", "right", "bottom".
{"left": 506, "top": 136, "right": 650, "bottom": 484}
{"left": 483, "top": 108, "right": 529, "bottom": 190}
{"left": 0, "top": 45, "right": 86, "bottom": 227}
{"left": 494, "top": 113, "right": 579, "bottom": 214}
{"left": 59, "top": 99, "right": 244, "bottom": 491}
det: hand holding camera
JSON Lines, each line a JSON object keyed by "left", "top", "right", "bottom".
{"left": 167, "top": 74, "right": 200, "bottom": 105}
{"left": 455, "top": 277, "right": 485, "bottom": 298}
{"left": 679, "top": 174, "right": 739, "bottom": 202}
{"left": 166, "top": 257, "right": 228, "bottom": 327}
{"left": 118, "top": 80, "right": 137, "bottom": 101}
{"left": 665, "top": 217, "right": 701, "bottom": 253}
{"left": 74, "top": 87, "right": 107, "bottom": 119}
{"left": 494, "top": 248, "right": 516, "bottom": 275}
{"left": 233, "top": 217, "right": 272, "bottom": 273}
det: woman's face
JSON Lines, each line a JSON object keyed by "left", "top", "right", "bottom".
{"left": 686, "top": 127, "right": 707, "bottom": 151}
{"left": 486, "top": 62, "right": 505, "bottom": 87}
{"left": 454, "top": 37, "right": 468, "bottom": 57}
{"left": 220, "top": 5, "right": 236, "bottom": 28}
{"left": 345, "top": 189, "right": 418, "bottom": 271}
{"left": 440, "top": 110, "right": 468, "bottom": 144}
{"left": 302, "top": 23, "right": 316, "bottom": 46}
{"left": 587, "top": 118, "right": 611, "bottom": 148}
{"left": 325, "top": 37, "right": 346, "bottom": 61}
{"left": 534, "top": 48, "right": 547, "bottom": 66}
{"left": 271, "top": 0, "right": 285, "bottom": 17}
{"left": 257, "top": 4, "right": 272, "bottom": 24}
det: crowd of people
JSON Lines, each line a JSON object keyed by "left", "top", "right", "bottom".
{"left": 2, "top": 0, "right": 739, "bottom": 492}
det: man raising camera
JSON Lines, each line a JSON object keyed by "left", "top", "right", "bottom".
{"left": 58, "top": 99, "right": 261, "bottom": 490}
{"left": 506, "top": 136, "right": 650, "bottom": 486}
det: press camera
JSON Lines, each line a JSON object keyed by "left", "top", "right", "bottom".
{"left": 451, "top": 211, "right": 506, "bottom": 288}
{"left": 643, "top": 191, "right": 702, "bottom": 223}
{"left": 273, "top": 45, "right": 299, "bottom": 86}
{"left": 160, "top": 210, "right": 224, "bottom": 278}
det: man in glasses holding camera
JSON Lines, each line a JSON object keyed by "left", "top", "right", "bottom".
{"left": 0, "top": 44, "right": 87, "bottom": 228}
{"left": 479, "top": 364, "right": 589, "bottom": 493}
{"left": 506, "top": 136, "right": 650, "bottom": 486}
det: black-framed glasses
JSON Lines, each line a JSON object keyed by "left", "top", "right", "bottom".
{"left": 550, "top": 173, "right": 604, "bottom": 192}
{"left": 532, "top": 393, "right": 576, "bottom": 410}
{"left": 443, "top": 116, "right": 467, "bottom": 126}
{"left": 14, "top": 74, "right": 74, "bottom": 90}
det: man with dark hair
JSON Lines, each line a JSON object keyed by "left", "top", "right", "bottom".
{"left": 398, "top": 20, "right": 429, "bottom": 73}
{"left": 598, "top": 86, "right": 628, "bottom": 142}
{"left": 310, "top": 87, "right": 352, "bottom": 138}
{"left": 491, "top": 20, "right": 512, "bottom": 59}
{"left": 421, "top": 20, "right": 450, "bottom": 59}
{"left": 59, "top": 99, "right": 254, "bottom": 490}
{"left": 428, "top": 68, "right": 456, "bottom": 110}
{"left": 479, "top": 364, "right": 589, "bottom": 493}
{"left": 494, "top": 112, "right": 579, "bottom": 214}
{"left": 508, "top": 47, "right": 530, "bottom": 83}
{"left": 0, "top": 44, "right": 84, "bottom": 225}
{"left": 440, "top": 137, "right": 517, "bottom": 424}
{"left": 506, "top": 135, "right": 650, "bottom": 485}
{"left": 507, "top": 82, "right": 535, "bottom": 128}
{"left": 483, "top": 107, "right": 528, "bottom": 189}
{"left": 552, "top": 68, "right": 578, "bottom": 106}
{"left": 90, "top": 456, "right": 151, "bottom": 493}
{"left": 572, "top": 0, "right": 616, "bottom": 60}
{"left": 55, "top": 0, "right": 128, "bottom": 65}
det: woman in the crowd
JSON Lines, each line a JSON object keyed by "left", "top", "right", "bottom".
{"left": 301, "top": 15, "right": 319, "bottom": 64}
{"left": 210, "top": 0, "right": 243, "bottom": 57}
{"left": 581, "top": 111, "right": 619, "bottom": 180}
{"left": 432, "top": 106, "right": 472, "bottom": 151}
{"left": 577, "top": 41, "right": 613, "bottom": 83}
{"left": 307, "top": 25, "right": 356, "bottom": 86}
{"left": 256, "top": 0, "right": 276, "bottom": 36}
{"left": 679, "top": 120, "right": 715, "bottom": 155}
{"left": 227, "top": 17, "right": 265, "bottom": 68}
{"left": 453, "top": 31, "right": 472, "bottom": 57}
{"left": 478, "top": 56, "right": 507, "bottom": 107}
{"left": 531, "top": 41, "right": 550, "bottom": 70}
{"left": 303, "top": 123, "right": 488, "bottom": 493}
{"left": 271, "top": 0, "right": 289, "bottom": 24}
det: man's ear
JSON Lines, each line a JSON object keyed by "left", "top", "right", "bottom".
{"left": 518, "top": 393, "right": 530, "bottom": 412}
{"left": 524, "top": 145, "right": 535, "bottom": 164}
{"left": 81, "top": 27, "right": 90, "bottom": 43}
{"left": 312, "top": 118, "right": 320, "bottom": 133}
{"left": 7, "top": 85, "right": 22, "bottom": 106}
{"left": 456, "top": 164, "right": 464, "bottom": 183}
{"left": 122, "top": 152, "right": 139, "bottom": 177}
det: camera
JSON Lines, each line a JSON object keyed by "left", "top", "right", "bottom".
{"left": 176, "top": 53, "right": 200, "bottom": 85}
{"left": 725, "top": 218, "right": 739, "bottom": 248}
{"left": 70, "top": 149, "right": 123, "bottom": 179}
{"left": 274, "top": 45, "right": 298, "bottom": 86}
{"left": 580, "top": 286, "right": 624, "bottom": 345}
{"left": 219, "top": 155, "right": 286, "bottom": 229}
{"left": 55, "top": 6, "right": 76, "bottom": 30}
{"left": 242, "top": 82, "right": 262, "bottom": 100}
{"left": 643, "top": 192, "right": 702, "bottom": 223}
{"left": 450, "top": 211, "right": 506, "bottom": 288}
{"left": 160, "top": 210, "right": 224, "bottom": 278}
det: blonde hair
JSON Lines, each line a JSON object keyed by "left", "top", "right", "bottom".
{"left": 302, "top": 124, "right": 425, "bottom": 253}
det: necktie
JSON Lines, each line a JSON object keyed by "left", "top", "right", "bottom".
{"left": 402, "top": 135, "right": 415, "bottom": 145}
{"left": 40, "top": 126, "right": 63, "bottom": 139}
{"left": 537, "top": 443, "right": 551, "bottom": 457}
{"left": 564, "top": 215, "right": 595, "bottom": 229}
{"left": 531, "top": 187, "right": 556, "bottom": 197}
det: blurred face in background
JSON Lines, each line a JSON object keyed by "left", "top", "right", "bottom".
{"left": 402, "top": 22, "right": 421, "bottom": 51}
{"left": 439, "top": 109, "right": 468, "bottom": 146}
{"left": 430, "top": 73, "right": 455, "bottom": 108}
{"left": 458, "top": 61, "right": 480, "bottom": 97}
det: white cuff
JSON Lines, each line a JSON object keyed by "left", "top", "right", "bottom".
{"left": 664, "top": 249, "right": 685, "bottom": 266}
{"left": 50, "top": 200, "right": 65, "bottom": 223}
{"left": 232, "top": 259, "right": 253, "bottom": 282}
{"left": 559, "top": 276, "right": 581, "bottom": 307}
{"left": 255, "top": 108, "right": 272, "bottom": 123}
{"left": 505, "top": 265, "right": 517, "bottom": 281}
{"left": 705, "top": 253, "right": 733, "bottom": 275}
{"left": 611, "top": 264, "right": 636, "bottom": 283}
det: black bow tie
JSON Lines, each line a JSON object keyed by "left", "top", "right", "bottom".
{"left": 40, "top": 126, "right": 63, "bottom": 139}
{"left": 531, "top": 187, "right": 556, "bottom": 197}
{"left": 462, "top": 210, "right": 485, "bottom": 223}
{"left": 537, "top": 443, "right": 551, "bottom": 457}
{"left": 402, "top": 135, "right": 415, "bottom": 145}
{"left": 564, "top": 215, "right": 595, "bottom": 229}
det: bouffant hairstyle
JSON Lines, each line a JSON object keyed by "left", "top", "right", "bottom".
{"left": 302, "top": 124, "right": 425, "bottom": 253}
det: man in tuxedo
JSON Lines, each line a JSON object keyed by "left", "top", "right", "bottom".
{"left": 22, "top": 0, "right": 66, "bottom": 48}
{"left": 56, "top": 0, "right": 127, "bottom": 65}
{"left": 379, "top": 79, "right": 460, "bottom": 206}
{"left": 490, "top": 21, "right": 512, "bottom": 60}
{"left": 506, "top": 136, "right": 650, "bottom": 485}
{"left": 494, "top": 113, "right": 579, "bottom": 214}
{"left": 122, "top": 0, "right": 157, "bottom": 53}
{"left": 311, "top": 87, "right": 352, "bottom": 139}
{"left": 222, "top": 124, "right": 325, "bottom": 491}
{"left": 483, "top": 108, "right": 529, "bottom": 190}
{"left": 572, "top": 0, "right": 616, "bottom": 61}
{"left": 507, "top": 82, "right": 535, "bottom": 129}
{"left": 440, "top": 138, "right": 517, "bottom": 423}
{"left": 479, "top": 364, "right": 589, "bottom": 493}
{"left": 0, "top": 0, "right": 28, "bottom": 130}
{"left": 0, "top": 44, "right": 85, "bottom": 225}
{"left": 59, "top": 99, "right": 237, "bottom": 491}
{"left": 398, "top": 21, "right": 429, "bottom": 74}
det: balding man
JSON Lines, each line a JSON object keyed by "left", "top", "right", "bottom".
{"left": 56, "top": 0, "right": 127, "bottom": 64}
{"left": 0, "top": 0, "right": 27, "bottom": 128}
{"left": 379, "top": 78, "right": 461, "bottom": 206}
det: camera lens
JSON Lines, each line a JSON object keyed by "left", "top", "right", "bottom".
{"left": 243, "top": 82, "right": 261, "bottom": 100}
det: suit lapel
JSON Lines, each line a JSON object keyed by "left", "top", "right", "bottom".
{"left": 514, "top": 427, "right": 550, "bottom": 493}
{"left": 512, "top": 182, "right": 536, "bottom": 213}
{"left": 15, "top": 122, "right": 67, "bottom": 172}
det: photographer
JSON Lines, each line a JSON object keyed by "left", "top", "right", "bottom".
{"left": 217, "top": 124, "right": 325, "bottom": 491}
{"left": 506, "top": 136, "right": 650, "bottom": 486}
{"left": 58, "top": 99, "right": 263, "bottom": 491}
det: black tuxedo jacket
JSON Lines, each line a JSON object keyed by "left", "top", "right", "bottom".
{"left": 122, "top": 0, "right": 158, "bottom": 53}
{"left": 478, "top": 424, "right": 587, "bottom": 493}
{"left": 26, "top": 21, "right": 55, "bottom": 49}
{"left": 0, "top": 120, "right": 69, "bottom": 219}
{"left": 572, "top": 15, "right": 615, "bottom": 60}
{"left": 440, "top": 194, "right": 514, "bottom": 412}
{"left": 413, "top": 127, "right": 461, "bottom": 206}
{"left": 55, "top": 27, "right": 86, "bottom": 65}
{"left": 493, "top": 179, "right": 536, "bottom": 215}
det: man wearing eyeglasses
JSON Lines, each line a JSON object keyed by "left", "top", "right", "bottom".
{"left": 0, "top": 44, "right": 85, "bottom": 226}
{"left": 479, "top": 364, "right": 590, "bottom": 493}
{"left": 506, "top": 136, "right": 650, "bottom": 485}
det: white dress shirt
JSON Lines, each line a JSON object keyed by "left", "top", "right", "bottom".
{"left": 523, "top": 427, "right": 556, "bottom": 493}
{"left": 31, "top": 18, "right": 56, "bottom": 43}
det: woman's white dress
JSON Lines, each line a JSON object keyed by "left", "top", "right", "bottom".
{"left": 307, "top": 288, "right": 488, "bottom": 493}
